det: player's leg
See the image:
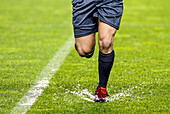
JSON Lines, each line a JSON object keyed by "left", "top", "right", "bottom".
{"left": 98, "top": 19, "right": 116, "bottom": 88}
{"left": 72, "top": 0, "right": 97, "bottom": 58}
{"left": 94, "top": 20, "right": 116, "bottom": 102}
{"left": 94, "top": 0, "right": 124, "bottom": 102}
{"left": 75, "top": 33, "right": 96, "bottom": 58}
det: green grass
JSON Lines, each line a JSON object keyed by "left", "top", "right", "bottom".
{"left": 0, "top": 0, "right": 72, "bottom": 113}
{"left": 0, "top": 0, "right": 170, "bottom": 113}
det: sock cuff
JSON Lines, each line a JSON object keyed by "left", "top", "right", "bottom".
{"left": 99, "top": 50, "right": 115, "bottom": 62}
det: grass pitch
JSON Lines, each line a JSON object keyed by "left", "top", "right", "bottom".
{"left": 0, "top": 0, "right": 170, "bottom": 113}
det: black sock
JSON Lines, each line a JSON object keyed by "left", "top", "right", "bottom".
{"left": 98, "top": 50, "right": 115, "bottom": 88}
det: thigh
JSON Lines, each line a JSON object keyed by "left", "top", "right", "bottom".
{"left": 75, "top": 33, "right": 96, "bottom": 52}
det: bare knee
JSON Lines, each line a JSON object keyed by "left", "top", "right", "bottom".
{"left": 76, "top": 44, "right": 94, "bottom": 57}
{"left": 75, "top": 33, "right": 96, "bottom": 57}
{"left": 102, "top": 39, "right": 112, "bottom": 50}
{"left": 77, "top": 49, "right": 87, "bottom": 57}
{"left": 99, "top": 36, "right": 113, "bottom": 53}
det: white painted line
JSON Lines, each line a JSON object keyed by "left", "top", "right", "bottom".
{"left": 65, "top": 84, "right": 141, "bottom": 102}
{"left": 81, "top": 89, "right": 95, "bottom": 99}
{"left": 11, "top": 37, "right": 74, "bottom": 114}
{"left": 110, "top": 87, "right": 133, "bottom": 101}
{"left": 66, "top": 89, "right": 95, "bottom": 102}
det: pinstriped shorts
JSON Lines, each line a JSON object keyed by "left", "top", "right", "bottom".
{"left": 72, "top": 0, "right": 124, "bottom": 38}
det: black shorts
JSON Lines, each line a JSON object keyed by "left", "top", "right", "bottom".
{"left": 72, "top": 0, "right": 124, "bottom": 38}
